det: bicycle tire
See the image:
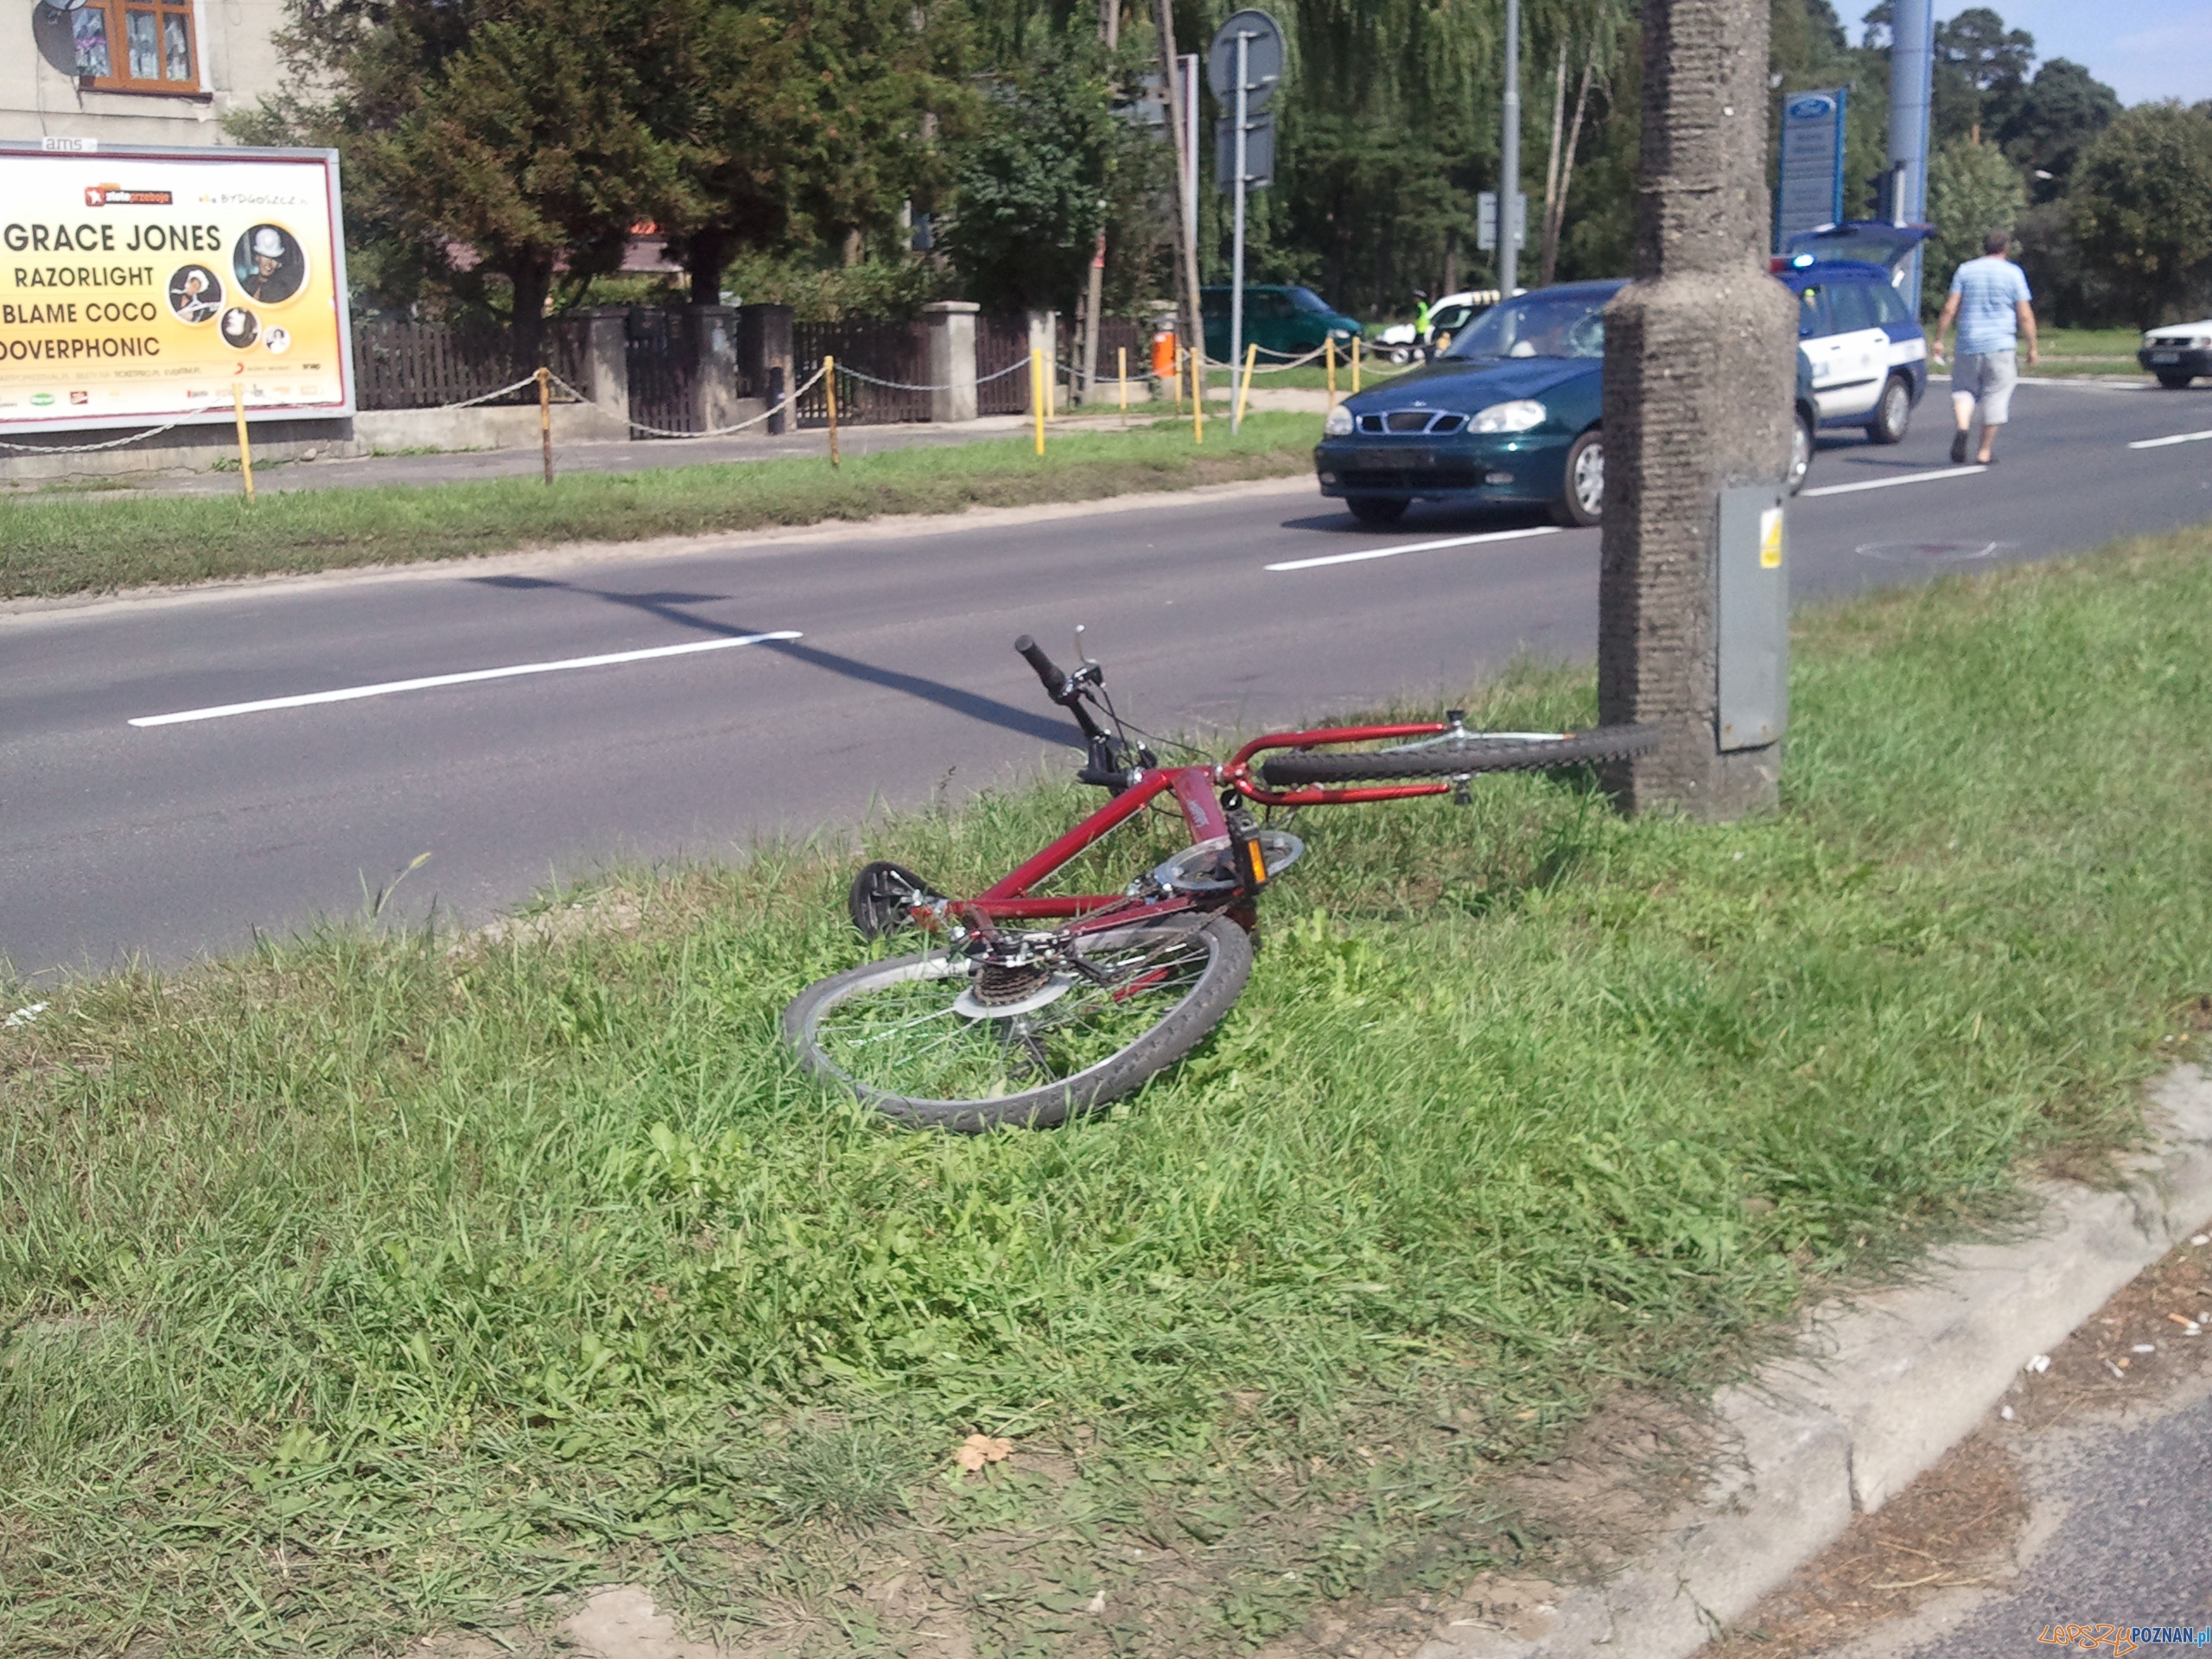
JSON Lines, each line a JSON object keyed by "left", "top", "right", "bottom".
{"left": 1259, "top": 722, "right": 1662, "bottom": 786}
{"left": 782, "top": 913, "right": 1251, "bottom": 1133}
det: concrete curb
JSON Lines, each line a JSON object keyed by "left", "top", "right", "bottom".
{"left": 1417, "top": 1064, "right": 2212, "bottom": 1658}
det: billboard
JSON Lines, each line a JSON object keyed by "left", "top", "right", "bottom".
{"left": 1775, "top": 89, "right": 1847, "bottom": 252}
{"left": 0, "top": 142, "right": 351, "bottom": 434}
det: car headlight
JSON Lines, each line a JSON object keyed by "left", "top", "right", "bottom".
{"left": 1469, "top": 398, "right": 1547, "bottom": 434}
{"left": 1323, "top": 404, "right": 1354, "bottom": 436}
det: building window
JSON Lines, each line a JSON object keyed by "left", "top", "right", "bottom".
{"left": 70, "top": 0, "right": 197, "bottom": 93}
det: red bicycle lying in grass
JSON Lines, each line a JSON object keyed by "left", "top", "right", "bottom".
{"left": 784, "top": 634, "right": 1657, "bottom": 1131}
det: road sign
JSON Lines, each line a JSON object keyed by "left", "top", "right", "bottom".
{"left": 1208, "top": 10, "right": 1284, "bottom": 108}
{"left": 1477, "top": 191, "right": 1527, "bottom": 252}
{"left": 1775, "top": 88, "right": 1848, "bottom": 250}
{"left": 1216, "top": 113, "right": 1274, "bottom": 190}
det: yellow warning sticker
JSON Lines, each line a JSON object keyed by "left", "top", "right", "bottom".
{"left": 1759, "top": 505, "right": 1784, "bottom": 569}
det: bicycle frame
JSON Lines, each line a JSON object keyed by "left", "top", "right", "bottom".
{"left": 965, "top": 721, "right": 1461, "bottom": 932}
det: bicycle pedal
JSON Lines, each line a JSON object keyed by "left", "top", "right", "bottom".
{"left": 1452, "top": 778, "right": 1472, "bottom": 806}
{"left": 1225, "top": 810, "right": 1272, "bottom": 896}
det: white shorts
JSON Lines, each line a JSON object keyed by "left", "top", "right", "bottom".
{"left": 1953, "top": 349, "right": 2018, "bottom": 424}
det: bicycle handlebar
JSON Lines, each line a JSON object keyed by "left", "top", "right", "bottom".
{"left": 1014, "top": 635, "right": 1071, "bottom": 702}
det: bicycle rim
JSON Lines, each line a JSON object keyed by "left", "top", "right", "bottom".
{"left": 784, "top": 915, "right": 1250, "bottom": 1129}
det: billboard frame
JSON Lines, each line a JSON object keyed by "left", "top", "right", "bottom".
{"left": 0, "top": 140, "right": 353, "bottom": 435}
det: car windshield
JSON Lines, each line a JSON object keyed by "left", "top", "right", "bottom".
{"left": 1442, "top": 289, "right": 1611, "bottom": 359}
{"left": 1287, "top": 287, "right": 1332, "bottom": 315}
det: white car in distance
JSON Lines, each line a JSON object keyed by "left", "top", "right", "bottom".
{"left": 2139, "top": 320, "right": 2212, "bottom": 389}
{"left": 1373, "top": 290, "right": 1503, "bottom": 363}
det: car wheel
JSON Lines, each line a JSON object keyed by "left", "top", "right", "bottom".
{"left": 1865, "top": 374, "right": 1911, "bottom": 444}
{"left": 2156, "top": 371, "right": 2196, "bottom": 390}
{"left": 1346, "top": 495, "right": 1408, "bottom": 526}
{"left": 1789, "top": 407, "right": 1815, "bottom": 495}
{"left": 1554, "top": 429, "right": 1604, "bottom": 527}
{"left": 1386, "top": 347, "right": 1412, "bottom": 365}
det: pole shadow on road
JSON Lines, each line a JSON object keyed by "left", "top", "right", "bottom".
{"left": 467, "top": 574, "right": 1083, "bottom": 748}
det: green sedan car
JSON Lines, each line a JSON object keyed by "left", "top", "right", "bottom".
{"left": 1201, "top": 285, "right": 1363, "bottom": 364}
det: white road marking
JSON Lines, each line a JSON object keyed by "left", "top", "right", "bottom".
{"left": 2128, "top": 428, "right": 2212, "bottom": 450}
{"left": 1266, "top": 524, "right": 1562, "bottom": 572}
{"left": 129, "top": 630, "right": 803, "bottom": 728}
{"left": 1800, "top": 464, "right": 1986, "bottom": 498}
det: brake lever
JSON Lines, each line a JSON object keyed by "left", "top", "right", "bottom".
{"left": 1073, "top": 624, "right": 1103, "bottom": 686}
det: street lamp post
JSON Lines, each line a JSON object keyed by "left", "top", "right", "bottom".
{"left": 1231, "top": 26, "right": 1249, "bottom": 429}
{"left": 1887, "top": 0, "right": 1935, "bottom": 303}
{"left": 1500, "top": 0, "right": 1520, "bottom": 296}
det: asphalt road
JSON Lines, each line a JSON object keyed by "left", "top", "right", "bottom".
{"left": 5, "top": 378, "right": 2209, "bottom": 979}
{"left": 1896, "top": 1385, "right": 2212, "bottom": 1657}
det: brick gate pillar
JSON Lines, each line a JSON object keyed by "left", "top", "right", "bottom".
{"left": 734, "top": 304, "right": 793, "bottom": 435}
{"left": 922, "top": 302, "right": 979, "bottom": 423}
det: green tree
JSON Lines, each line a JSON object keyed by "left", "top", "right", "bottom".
{"left": 1931, "top": 7, "right": 2034, "bottom": 145}
{"left": 1921, "top": 136, "right": 2027, "bottom": 314}
{"left": 1999, "top": 58, "right": 2120, "bottom": 201}
{"left": 666, "top": 0, "right": 967, "bottom": 306}
{"left": 2069, "top": 102, "right": 2212, "bottom": 325}
{"left": 942, "top": 51, "right": 1116, "bottom": 314}
{"left": 260, "top": 0, "right": 693, "bottom": 346}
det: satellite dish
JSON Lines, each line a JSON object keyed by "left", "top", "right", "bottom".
{"left": 1208, "top": 10, "right": 1285, "bottom": 108}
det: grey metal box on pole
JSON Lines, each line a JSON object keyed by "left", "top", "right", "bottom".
{"left": 1716, "top": 486, "right": 1789, "bottom": 752}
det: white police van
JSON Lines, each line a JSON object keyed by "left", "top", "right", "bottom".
{"left": 1772, "top": 223, "right": 1931, "bottom": 445}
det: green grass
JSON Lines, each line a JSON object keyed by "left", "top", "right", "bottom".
{"left": 4, "top": 528, "right": 2210, "bottom": 1655}
{"left": 2016, "top": 327, "right": 2153, "bottom": 379}
{"left": 2040, "top": 326, "right": 2147, "bottom": 358}
{"left": 0, "top": 413, "right": 1319, "bottom": 601}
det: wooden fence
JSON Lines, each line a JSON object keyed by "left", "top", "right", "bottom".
{"left": 792, "top": 320, "right": 930, "bottom": 428}
{"left": 353, "top": 318, "right": 591, "bottom": 411}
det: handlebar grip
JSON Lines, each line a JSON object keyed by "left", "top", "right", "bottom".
{"left": 1014, "top": 634, "right": 1068, "bottom": 699}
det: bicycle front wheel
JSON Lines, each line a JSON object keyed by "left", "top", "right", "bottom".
{"left": 782, "top": 913, "right": 1252, "bottom": 1132}
{"left": 1260, "top": 723, "right": 1662, "bottom": 786}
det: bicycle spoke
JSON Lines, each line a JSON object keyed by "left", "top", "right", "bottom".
{"left": 810, "top": 924, "right": 1218, "bottom": 1101}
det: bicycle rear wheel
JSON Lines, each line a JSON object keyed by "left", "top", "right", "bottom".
{"left": 1260, "top": 722, "right": 1662, "bottom": 786}
{"left": 783, "top": 913, "right": 1251, "bottom": 1132}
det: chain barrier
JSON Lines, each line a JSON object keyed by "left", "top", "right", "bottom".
{"left": 0, "top": 422, "right": 181, "bottom": 455}
{"left": 613, "top": 363, "right": 830, "bottom": 441}
{"left": 828, "top": 356, "right": 1033, "bottom": 393}
{"left": 423, "top": 372, "right": 585, "bottom": 413}
{"left": 0, "top": 367, "right": 582, "bottom": 458}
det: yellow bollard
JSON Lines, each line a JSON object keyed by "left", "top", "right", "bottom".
{"left": 1118, "top": 346, "right": 1128, "bottom": 428}
{"left": 537, "top": 366, "right": 553, "bottom": 485}
{"left": 1235, "top": 340, "right": 1258, "bottom": 429}
{"left": 1032, "top": 348, "right": 1046, "bottom": 456}
{"left": 824, "top": 353, "right": 840, "bottom": 467}
{"left": 231, "top": 379, "right": 255, "bottom": 503}
{"left": 1352, "top": 335, "right": 1362, "bottom": 394}
{"left": 1325, "top": 337, "right": 1337, "bottom": 408}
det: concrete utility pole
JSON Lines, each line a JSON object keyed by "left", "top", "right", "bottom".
{"left": 1499, "top": 0, "right": 1521, "bottom": 296}
{"left": 1887, "top": 0, "right": 1935, "bottom": 302}
{"left": 1596, "top": 0, "right": 1796, "bottom": 818}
